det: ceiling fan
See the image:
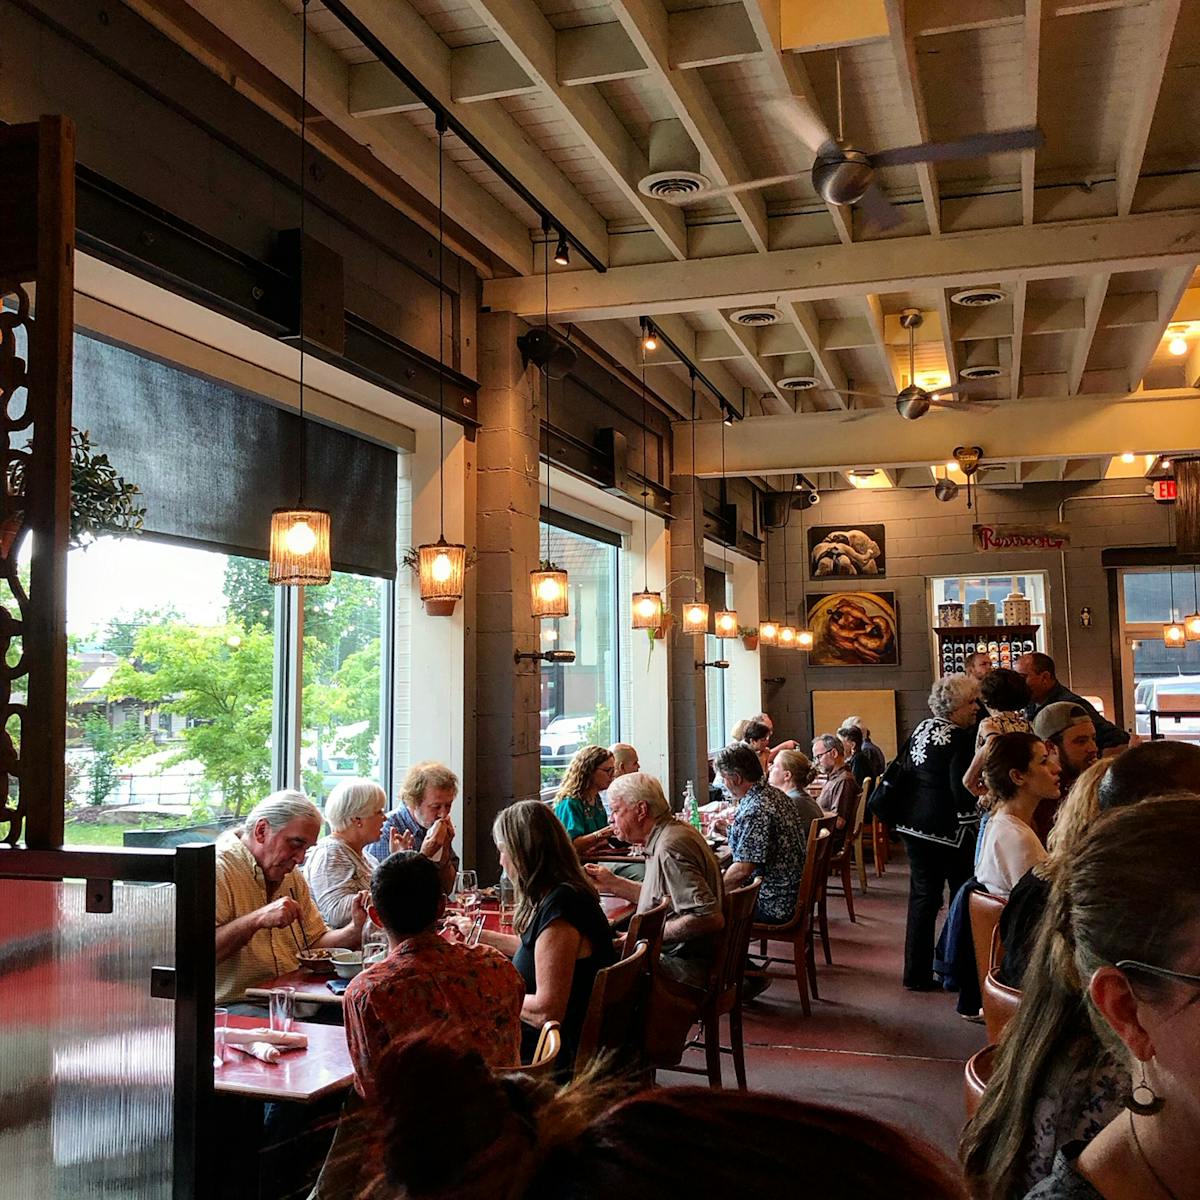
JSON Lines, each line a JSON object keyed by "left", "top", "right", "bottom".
{"left": 837, "top": 309, "right": 1000, "bottom": 420}
{"left": 669, "top": 53, "right": 1043, "bottom": 229}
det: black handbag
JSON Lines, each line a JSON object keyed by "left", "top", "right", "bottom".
{"left": 867, "top": 744, "right": 910, "bottom": 826}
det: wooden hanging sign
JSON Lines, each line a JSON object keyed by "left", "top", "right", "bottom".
{"left": 972, "top": 523, "right": 1070, "bottom": 552}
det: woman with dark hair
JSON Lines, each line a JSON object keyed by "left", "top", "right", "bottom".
{"left": 468, "top": 799, "right": 616, "bottom": 1072}
{"left": 975, "top": 732, "right": 1058, "bottom": 898}
{"left": 740, "top": 719, "right": 771, "bottom": 772}
{"left": 357, "top": 1036, "right": 967, "bottom": 1200}
{"left": 553, "top": 745, "right": 616, "bottom": 860}
{"left": 962, "top": 796, "right": 1200, "bottom": 1199}
{"left": 964, "top": 668, "right": 1034, "bottom": 797}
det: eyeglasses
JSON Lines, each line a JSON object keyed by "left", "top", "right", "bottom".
{"left": 1117, "top": 959, "right": 1200, "bottom": 988}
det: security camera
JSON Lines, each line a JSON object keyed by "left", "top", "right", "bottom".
{"left": 798, "top": 489, "right": 820, "bottom": 508}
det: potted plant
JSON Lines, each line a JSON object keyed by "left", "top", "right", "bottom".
{"left": 3, "top": 428, "right": 145, "bottom": 556}
{"left": 399, "top": 545, "right": 478, "bottom": 616}
{"left": 739, "top": 625, "right": 759, "bottom": 651}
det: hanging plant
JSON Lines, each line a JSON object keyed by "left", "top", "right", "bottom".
{"left": 399, "top": 545, "right": 478, "bottom": 616}
{"left": 5, "top": 428, "right": 145, "bottom": 554}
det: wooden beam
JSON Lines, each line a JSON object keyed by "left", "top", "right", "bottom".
{"left": 1125, "top": 265, "right": 1198, "bottom": 391}
{"left": 787, "top": 300, "right": 849, "bottom": 406}
{"left": 332, "top": 0, "right": 611, "bottom": 267}
{"left": 669, "top": 4, "right": 761, "bottom": 68}
{"left": 347, "top": 61, "right": 423, "bottom": 115}
{"left": 1020, "top": 0, "right": 1041, "bottom": 225}
{"left": 460, "top": 0, "right": 689, "bottom": 261}
{"left": 720, "top": 317, "right": 794, "bottom": 412}
{"left": 450, "top": 42, "right": 538, "bottom": 103}
{"left": 609, "top": 0, "right": 770, "bottom": 252}
{"left": 482, "top": 210, "right": 1200, "bottom": 321}
{"left": 865, "top": 294, "right": 901, "bottom": 390}
{"left": 1067, "top": 273, "right": 1112, "bottom": 394}
{"left": 882, "top": 0, "right": 941, "bottom": 235}
{"left": 557, "top": 23, "right": 647, "bottom": 84}
{"left": 679, "top": 387, "right": 1200, "bottom": 476}
{"left": 1115, "top": 0, "right": 1183, "bottom": 216}
{"left": 1010, "top": 277, "right": 1028, "bottom": 400}
{"left": 908, "top": 0, "right": 1023, "bottom": 36}
{"left": 935, "top": 288, "right": 958, "bottom": 384}
{"left": 820, "top": 316, "right": 876, "bottom": 349}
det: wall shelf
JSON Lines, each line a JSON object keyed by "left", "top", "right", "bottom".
{"left": 936, "top": 625, "right": 1040, "bottom": 673}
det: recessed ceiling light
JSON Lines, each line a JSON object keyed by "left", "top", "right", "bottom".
{"left": 1120, "top": 452, "right": 1135, "bottom": 464}
{"left": 1169, "top": 336, "right": 1188, "bottom": 356}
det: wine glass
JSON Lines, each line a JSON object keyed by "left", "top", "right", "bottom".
{"left": 455, "top": 870, "right": 480, "bottom": 920}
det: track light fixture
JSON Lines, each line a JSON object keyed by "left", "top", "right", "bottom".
{"left": 553, "top": 232, "right": 570, "bottom": 266}
{"left": 640, "top": 317, "right": 657, "bottom": 353}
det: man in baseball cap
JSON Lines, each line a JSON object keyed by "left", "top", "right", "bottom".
{"left": 1030, "top": 701, "right": 1098, "bottom": 838}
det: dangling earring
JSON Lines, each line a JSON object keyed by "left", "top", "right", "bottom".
{"left": 1125, "top": 1062, "right": 1165, "bottom": 1116}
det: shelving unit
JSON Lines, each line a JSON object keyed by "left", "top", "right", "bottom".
{"left": 936, "top": 625, "right": 1040, "bottom": 674}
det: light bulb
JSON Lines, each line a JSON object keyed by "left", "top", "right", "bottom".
{"left": 636, "top": 596, "right": 658, "bottom": 618}
{"left": 284, "top": 519, "right": 317, "bottom": 555}
{"left": 542, "top": 627, "right": 558, "bottom": 641}
{"left": 1120, "top": 452, "right": 1135, "bottom": 464}
{"left": 1187, "top": 614, "right": 1200, "bottom": 636}
{"left": 760, "top": 622, "right": 778, "bottom": 638}
{"left": 537, "top": 575, "right": 564, "bottom": 602}
{"left": 945, "top": 461, "right": 958, "bottom": 472}
{"left": 644, "top": 335, "right": 657, "bottom": 352}
{"left": 717, "top": 613, "right": 736, "bottom": 633}
{"left": 778, "top": 626, "right": 796, "bottom": 646}
{"left": 432, "top": 552, "right": 454, "bottom": 583}
{"left": 1162, "top": 458, "right": 1173, "bottom": 471}
{"left": 687, "top": 605, "right": 705, "bottom": 623}
{"left": 797, "top": 629, "right": 814, "bottom": 649}
{"left": 1169, "top": 335, "right": 1188, "bottom": 356}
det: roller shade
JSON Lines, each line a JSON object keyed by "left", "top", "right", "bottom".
{"left": 73, "top": 333, "right": 398, "bottom": 579}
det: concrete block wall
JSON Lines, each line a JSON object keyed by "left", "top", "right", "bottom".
{"left": 762, "top": 478, "right": 1172, "bottom": 748}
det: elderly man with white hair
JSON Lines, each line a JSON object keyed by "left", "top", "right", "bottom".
{"left": 305, "top": 779, "right": 388, "bottom": 927}
{"left": 216, "top": 789, "right": 368, "bottom": 1008}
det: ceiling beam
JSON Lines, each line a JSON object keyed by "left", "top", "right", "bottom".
{"left": 329, "top": 0, "right": 611, "bottom": 268}
{"left": 154, "top": 0, "right": 531, "bottom": 271}
{"left": 450, "top": 42, "right": 538, "bottom": 103}
{"left": 865, "top": 295, "right": 902, "bottom": 391}
{"left": 608, "top": 0, "right": 769, "bottom": 252}
{"left": 669, "top": 4, "right": 761, "bottom": 68}
{"left": 557, "top": 23, "right": 648, "bottom": 84}
{"left": 882, "top": 0, "right": 941, "bottom": 235}
{"left": 786, "top": 300, "right": 850, "bottom": 406}
{"left": 1010, "top": 277, "right": 1028, "bottom": 400}
{"left": 719, "top": 317, "right": 794, "bottom": 413}
{"left": 1020, "top": 0, "right": 1041, "bottom": 225}
{"left": 1115, "top": 0, "right": 1183, "bottom": 217}
{"left": 909, "top": 0, "right": 1023, "bottom": 37}
{"left": 482, "top": 209, "right": 1200, "bottom": 320}
{"left": 347, "top": 61, "right": 423, "bottom": 115}
{"left": 678, "top": 387, "right": 1200, "bottom": 476}
{"left": 452, "top": 0, "right": 689, "bottom": 261}
{"left": 1125, "top": 265, "right": 1199, "bottom": 391}
{"left": 1067, "top": 272, "right": 1112, "bottom": 394}
{"left": 935, "top": 288, "right": 958, "bottom": 384}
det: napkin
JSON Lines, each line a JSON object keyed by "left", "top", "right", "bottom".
{"left": 231, "top": 1041, "right": 286, "bottom": 1064}
{"left": 225, "top": 1028, "right": 308, "bottom": 1050}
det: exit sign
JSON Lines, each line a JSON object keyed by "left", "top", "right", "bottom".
{"left": 1153, "top": 479, "right": 1178, "bottom": 502}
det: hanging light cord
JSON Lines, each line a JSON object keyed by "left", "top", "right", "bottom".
{"left": 1192, "top": 565, "right": 1198, "bottom": 616}
{"left": 642, "top": 352, "right": 650, "bottom": 590}
{"left": 297, "top": 0, "right": 310, "bottom": 507}
{"left": 436, "top": 116, "right": 446, "bottom": 539}
{"left": 543, "top": 236, "right": 551, "bottom": 565}
{"left": 719, "top": 402, "right": 729, "bottom": 580}
{"left": 1170, "top": 565, "right": 1177, "bottom": 622}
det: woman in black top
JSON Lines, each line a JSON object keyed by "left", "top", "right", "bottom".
{"left": 474, "top": 799, "right": 615, "bottom": 1073}
{"left": 890, "top": 673, "right": 981, "bottom": 991}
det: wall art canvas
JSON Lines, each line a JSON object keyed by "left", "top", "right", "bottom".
{"left": 808, "top": 524, "right": 886, "bottom": 578}
{"left": 805, "top": 591, "right": 898, "bottom": 667}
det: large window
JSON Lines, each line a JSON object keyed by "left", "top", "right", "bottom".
{"left": 537, "top": 515, "right": 620, "bottom": 798}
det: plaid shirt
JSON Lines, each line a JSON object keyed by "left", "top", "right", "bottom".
{"left": 343, "top": 932, "right": 525, "bottom": 1098}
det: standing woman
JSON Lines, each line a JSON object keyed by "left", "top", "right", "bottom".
{"left": 975, "top": 733, "right": 1058, "bottom": 899}
{"left": 889, "top": 673, "right": 982, "bottom": 991}
{"left": 305, "top": 779, "right": 387, "bottom": 927}
{"left": 964, "top": 668, "right": 1034, "bottom": 797}
{"left": 554, "top": 745, "right": 615, "bottom": 860}
{"left": 472, "top": 800, "right": 616, "bottom": 1073}
{"left": 740, "top": 719, "right": 772, "bottom": 774}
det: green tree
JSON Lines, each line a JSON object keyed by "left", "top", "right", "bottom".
{"left": 81, "top": 712, "right": 144, "bottom": 806}
{"left": 303, "top": 636, "right": 381, "bottom": 776}
{"left": 585, "top": 702, "right": 612, "bottom": 747}
{"left": 104, "top": 621, "right": 274, "bottom": 817}
{"left": 223, "top": 558, "right": 275, "bottom": 632}
{"left": 101, "top": 607, "right": 181, "bottom": 658}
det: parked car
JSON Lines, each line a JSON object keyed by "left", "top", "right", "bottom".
{"left": 1135, "top": 675, "right": 1200, "bottom": 739}
{"left": 540, "top": 714, "right": 592, "bottom": 763}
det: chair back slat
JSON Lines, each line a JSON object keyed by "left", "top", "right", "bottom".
{"left": 710, "top": 879, "right": 761, "bottom": 1003}
{"left": 964, "top": 1044, "right": 998, "bottom": 1118}
{"left": 981, "top": 970, "right": 1022, "bottom": 1043}
{"left": 623, "top": 896, "right": 669, "bottom": 964}
{"left": 967, "top": 890, "right": 1007, "bottom": 995}
{"left": 574, "top": 941, "right": 649, "bottom": 1074}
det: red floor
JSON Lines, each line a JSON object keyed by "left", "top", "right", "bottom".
{"left": 662, "top": 854, "right": 987, "bottom": 1158}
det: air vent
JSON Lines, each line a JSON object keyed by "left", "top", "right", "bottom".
{"left": 637, "top": 170, "right": 710, "bottom": 200}
{"left": 777, "top": 375, "right": 820, "bottom": 390}
{"left": 730, "top": 306, "right": 784, "bottom": 327}
{"left": 951, "top": 287, "right": 1007, "bottom": 307}
{"left": 960, "top": 364, "right": 1003, "bottom": 379}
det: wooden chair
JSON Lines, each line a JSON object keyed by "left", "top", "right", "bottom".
{"left": 751, "top": 816, "right": 837, "bottom": 1017}
{"left": 826, "top": 784, "right": 872, "bottom": 921}
{"left": 854, "top": 776, "right": 874, "bottom": 894}
{"left": 967, "top": 890, "right": 1007, "bottom": 997}
{"left": 871, "top": 816, "right": 889, "bottom": 876}
{"left": 677, "top": 879, "right": 761, "bottom": 1089}
{"left": 981, "top": 969, "right": 1021, "bottom": 1043}
{"left": 964, "top": 1044, "right": 998, "bottom": 1118}
{"left": 623, "top": 896, "right": 669, "bottom": 964}
{"left": 574, "top": 941, "right": 650, "bottom": 1078}
{"left": 498, "top": 1020, "right": 562, "bottom": 1080}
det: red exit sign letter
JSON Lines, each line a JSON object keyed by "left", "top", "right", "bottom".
{"left": 1153, "top": 479, "right": 1178, "bottom": 502}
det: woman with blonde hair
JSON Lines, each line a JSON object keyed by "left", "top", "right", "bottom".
{"left": 553, "top": 745, "right": 615, "bottom": 859}
{"left": 470, "top": 799, "right": 615, "bottom": 1073}
{"left": 767, "top": 748, "right": 823, "bottom": 827}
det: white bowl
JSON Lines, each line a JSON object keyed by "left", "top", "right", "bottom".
{"left": 330, "top": 950, "right": 364, "bottom": 979}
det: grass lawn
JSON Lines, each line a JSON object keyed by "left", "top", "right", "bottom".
{"left": 63, "top": 818, "right": 192, "bottom": 846}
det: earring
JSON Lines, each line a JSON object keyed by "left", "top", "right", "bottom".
{"left": 1124, "top": 1063, "right": 1165, "bottom": 1116}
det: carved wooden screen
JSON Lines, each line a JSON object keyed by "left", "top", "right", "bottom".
{"left": 0, "top": 118, "right": 75, "bottom": 848}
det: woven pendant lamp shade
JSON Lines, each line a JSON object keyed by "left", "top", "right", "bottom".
{"left": 715, "top": 609, "right": 738, "bottom": 638}
{"left": 418, "top": 537, "right": 467, "bottom": 603}
{"left": 268, "top": 508, "right": 331, "bottom": 586}
{"left": 531, "top": 564, "right": 569, "bottom": 618}
{"left": 681, "top": 601, "right": 709, "bottom": 635}
{"left": 632, "top": 591, "right": 663, "bottom": 630}
{"left": 758, "top": 621, "right": 778, "bottom": 646}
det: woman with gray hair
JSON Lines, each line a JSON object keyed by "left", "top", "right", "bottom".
{"left": 886, "top": 673, "right": 982, "bottom": 991}
{"left": 304, "top": 779, "right": 388, "bottom": 927}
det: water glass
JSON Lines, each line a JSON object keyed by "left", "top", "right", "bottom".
{"left": 499, "top": 876, "right": 516, "bottom": 930}
{"left": 363, "top": 929, "right": 388, "bottom": 965}
{"left": 455, "top": 870, "right": 480, "bottom": 917}
{"left": 269, "top": 985, "right": 297, "bottom": 1034}
{"left": 213, "top": 1007, "right": 228, "bottom": 1070}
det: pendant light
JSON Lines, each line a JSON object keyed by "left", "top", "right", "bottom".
{"left": 1185, "top": 565, "right": 1200, "bottom": 641}
{"left": 714, "top": 401, "right": 738, "bottom": 639}
{"left": 1163, "top": 564, "right": 1186, "bottom": 648}
{"left": 530, "top": 225, "right": 569, "bottom": 618}
{"left": 417, "top": 116, "right": 467, "bottom": 607}
{"left": 680, "top": 369, "right": 710, "bottom": 636}
{"left": 270, "top": 0, "right": 331, "bottom": 587}
{"left": 631, "top": 348, "right": 663, "bottom": 630}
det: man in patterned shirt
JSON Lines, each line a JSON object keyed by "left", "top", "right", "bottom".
{"left": 714, "top": 742, "right": 809, "bottom": 926}
{"left": 343, "top": 851, "right": 524, "bottom": 1100}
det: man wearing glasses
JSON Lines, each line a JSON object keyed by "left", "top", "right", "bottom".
{"left": 811, "top": 733, "right": 861, "bottom": 851}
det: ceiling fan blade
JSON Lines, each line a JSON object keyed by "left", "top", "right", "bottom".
{"left": 831, "top": 388, "right": 890, "bottom": 402}
{"left": 926, "top": 398, "right": 998, "bottom": 411}
{"left": 670, "top": 172, "right": 807, "bottom": 205}
{"left": 934, "top": 377, "right": 1006, "bottom": 397}
{"left": 765, "top": 96, "right": 837, "bottom": 157}
{"left": 871, "top": 126, "right": 1045, "bottom": 168}
{"left": 857, "top": 182, "right": 903, "bottom": 230}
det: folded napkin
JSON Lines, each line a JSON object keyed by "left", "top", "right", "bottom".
{"left": 231, "top": 1041, "right": 287, "bottom": 1063}
{"left": 225, "top": 1027, "right": 308, "bottom": 1051}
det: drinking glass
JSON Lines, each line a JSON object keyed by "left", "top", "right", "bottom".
{"left": 455, "top": 870, "right": 480, "bottom": 919}
{"left": 499, "top": 875, "right": 516, "bottom": 931}
{"left": 213, "top": 1007, "right": 228, "bottom": 1070}
{"left": 269, "top": 985, "right": 296, "bottom": 1034}
{"left": 362, "top": 927, "right": 388, "bottom": 965}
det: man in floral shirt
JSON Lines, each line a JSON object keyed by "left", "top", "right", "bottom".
{"left": 715, "top": 742, "right": 809, "bottom": 926}
{"left": 343, "top": 852, "right": 524, "bottom": 1099}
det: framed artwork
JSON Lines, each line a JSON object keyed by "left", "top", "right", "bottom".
{"left": 808, "top": 524, "right": 886, "bottom": 578}
{"left": 805, "top": 591, "right": 898, "bottom": 667}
